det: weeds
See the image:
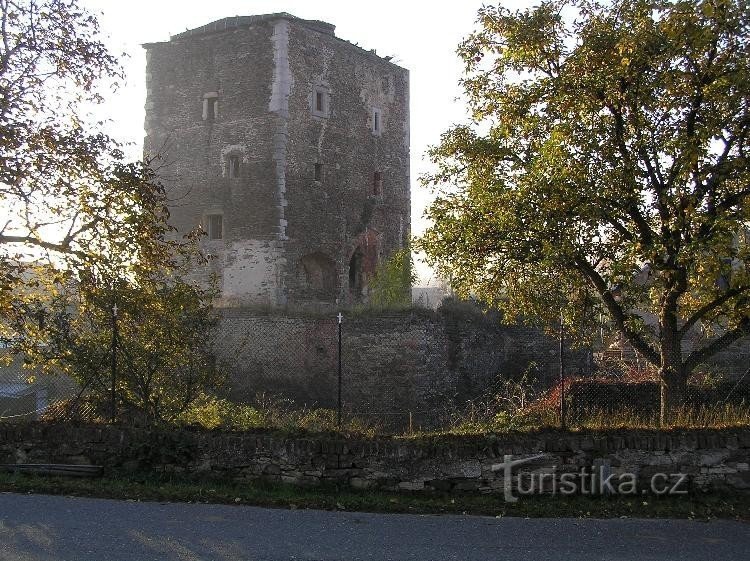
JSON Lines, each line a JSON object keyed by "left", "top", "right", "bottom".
{"left": 176, "top": 381, "right": 749, "bottom": 437}
{"left": 178, "top": 393, "right": 381, "bottom": 437}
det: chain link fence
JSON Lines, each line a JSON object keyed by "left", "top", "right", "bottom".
{"left": 0, "top": 349, "right": 93, "bottom": 423}
{"left": 3, "top": 313, "right": 749, "bottom": 433}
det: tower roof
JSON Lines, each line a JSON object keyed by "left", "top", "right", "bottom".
{"left": 170, "top": 13, "right": 335, "bottom": 41}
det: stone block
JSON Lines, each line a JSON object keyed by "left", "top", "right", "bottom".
{"left": 350, "top": 477, "right": 375, "bottom": 490}
{"left": 398, "top": 480, "right": 424, "bottom": 491}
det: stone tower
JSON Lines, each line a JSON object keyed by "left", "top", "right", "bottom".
{"left": 143, "top": 13, "right": 410, "bottom": 308}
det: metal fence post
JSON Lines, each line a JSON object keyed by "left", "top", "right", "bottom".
{"left": 559, "top": 310, "right": 566, "bottom": 429}
{"left": 337, "top": 312, "right": 343, "bottom": 428}
{"left": 111, "top": 303, "right": 118, "bottom": 424}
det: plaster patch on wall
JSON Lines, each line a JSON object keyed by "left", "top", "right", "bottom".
{"left": 221, "top": 240, "right": 281, "bottom": 305}
{"left": 269, "top": 18, "right": 292, "bottom": 241}
{"left": 269, "top": 20, "right": 293, "bottom": 116}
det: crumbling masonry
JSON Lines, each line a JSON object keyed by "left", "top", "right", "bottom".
{"left": 143, "top": 13, "right": 410, "bottom": 308}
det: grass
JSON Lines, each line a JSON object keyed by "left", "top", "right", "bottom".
{"left": 177, "top": 394, "right": 382, "bottom": 437}
{"left": 568, "top": 403, "right": 750, "bottom": 431}
{"left": 403, "top": 403, "right": 750, "bottom": 439}
{"left": 0, "top": 470, "right": 748, "bottom": 520}
{"left": 175, "top": 391, "right": 750, "bottom": 439}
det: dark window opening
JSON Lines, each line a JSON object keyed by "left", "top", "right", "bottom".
{"left": 374, "top": 111, "right": 380, "bottom": 132}
{"left": 315, "top": 91, "right": 324, "bottom": 112}
{"left": 314, "top": 163, "right": 323, "bottom": 182}
{"left": 206, "top": 214, "right": 223, "bottom": 240}
{"left": 228, "top": 155, "right": 240, "bottom": 179}
{"left": 205, "top": 98, "right": 217, "bottom": 120}
{"left": 373, "top": 171, "right": 383, "bottom": 195}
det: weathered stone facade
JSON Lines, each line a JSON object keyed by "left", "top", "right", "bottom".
{"left": 144, "top": 14, "right": 410, "bottom": 308}
{"left": 214, "top": 306, "right": 591, "bottom": 429}
{"left": 3, "top": 423, "right": 749, "bottom": 494}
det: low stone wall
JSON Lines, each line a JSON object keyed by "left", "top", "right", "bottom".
{"left": 2, "top": 423, "right": 749, "bottom": 494}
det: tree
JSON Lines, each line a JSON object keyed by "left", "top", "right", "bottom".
{"left": 0, "top": 0, "right": 174, "bottom": 328}
{"left": 13, "top": 263, "right": 222, "bottom": 423}
{"left": 368, "top": 246, "right": 418, "bottom": 309}
{"left": 0, "top": 1, "right": 220, "bottom": 421}
{"left": 418, "top": 0, "right": 750, "bottom": 424}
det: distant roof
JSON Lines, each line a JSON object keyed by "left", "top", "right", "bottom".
{"left": 170, "top": 13, "right": 335, "bottom": 41}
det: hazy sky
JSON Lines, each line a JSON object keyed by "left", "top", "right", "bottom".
{"left": 80, "top": 0, "right": 529, "bottom": 284}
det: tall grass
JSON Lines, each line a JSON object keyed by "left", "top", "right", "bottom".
{"left": 570, "top": 403, "right": 750, "bottom": 430}
{"left": 178, "top": 393, "right": 381, "bottom": 437}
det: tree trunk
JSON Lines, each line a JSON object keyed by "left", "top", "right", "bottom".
{"left": 659, "top": 282, "right": 688, "bottom": 427}
{"left": 659, "top": 367, "right": 688, "bottom": 427}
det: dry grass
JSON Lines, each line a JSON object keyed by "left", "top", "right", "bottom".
{"left": 432, "top": 401, "right": 750, "bottom": 436}
{"left": 178, "top": 393, "right": 381, "bottom": 437}
{"left": 571, "top": 403, "right": 750, "bottom": 430}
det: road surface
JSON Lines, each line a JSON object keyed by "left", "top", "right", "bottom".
{"left": 0, "top": 493, "right": 748, "bottom": 560}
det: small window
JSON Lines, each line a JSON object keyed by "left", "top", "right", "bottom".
{"left": 227, "top": 155, "right": 240, "bottom": 179}
{"left": 312, "top": 86, "right": 329, "bottom": 118}
{"left": 372, "top": 108, "right": 382, "bottom": 135}
{"left": 203, "top": 92, "right": 219, "bottom": 121}
{"left": 206, "top": 214, "right": 223, "bottom": 240}
{"left": 373, "top": 172, "right": 383, "bottom": 195}
{"left": 314, "top": 163, "right": 323, "bottom": 182}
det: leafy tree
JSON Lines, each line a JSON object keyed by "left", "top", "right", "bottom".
{"left": 368, "top": 246, "right": 418, "bottom": 309}
{"left": 419, "top": 0, "right": 750, "bottom": 423}
{"left": 0, "top": 1, "right": 221, "bottom": 422}
{"left": 0, "top": 0, "right": 174, "bottom": 328}
{"left": 13, "top": 260, "right": 221, "bottom": 423}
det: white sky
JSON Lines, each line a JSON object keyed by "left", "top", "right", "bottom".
{"left": 81, "top": 0, "right": 530, "bottom": 285}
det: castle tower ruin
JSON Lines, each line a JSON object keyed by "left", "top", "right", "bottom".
{"left": 143, "top": 13, "right": 410, "bottom": 308}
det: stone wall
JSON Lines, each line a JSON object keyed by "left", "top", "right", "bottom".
{"left": 143, "top": 13, "right": 410, "bottom": 309}
{"left": 2, "top": 423, "right": 749, "bottom": 494}
{"left": 215, "top": 305, "right": 590, "bottom": 428}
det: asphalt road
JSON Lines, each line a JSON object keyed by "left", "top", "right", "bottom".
{"left": 0, "top": 493, "right": 748, "bottom": 561}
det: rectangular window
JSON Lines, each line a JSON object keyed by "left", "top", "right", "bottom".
{"left": 203, "top": 92, "right": 219, "bottom": 121}
{"left": 372, "top": 108, "right": 382, "bottom": 135}
{"left": 206, "top": 214, "right": 223, "bottom": 240}
{"left": 314, "top": 163, "right": 323, "bottom": 182}
{"left": 373, "top": 171, "right": 383, "bottom": 195}
{"left": 228, "top": 155, "right": 240, "bottom": 179}
{"left": 312, "top": 86, "right": 329, "bottom": 118}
